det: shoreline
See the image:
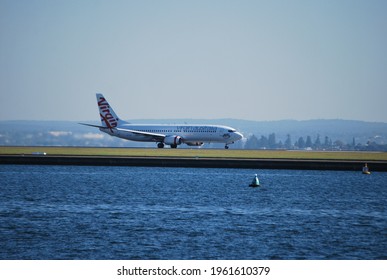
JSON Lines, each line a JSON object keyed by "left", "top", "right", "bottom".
{"left": 1, "top": 155, "right": 386, "bottom": 171}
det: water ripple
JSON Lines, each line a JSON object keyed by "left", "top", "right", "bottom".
{"left": 0, "top": 165, "right": 386, "bottom": 259}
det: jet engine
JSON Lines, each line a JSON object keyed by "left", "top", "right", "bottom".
{"left": 164, "top": 135, "right": 182, "bottom": 146}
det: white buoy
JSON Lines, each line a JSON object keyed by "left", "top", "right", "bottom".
{"left": 362, "top": 163, "right": 371, "bottom": 175}
{"left": 249, "top": 174, "right": 260, "bottom": 187}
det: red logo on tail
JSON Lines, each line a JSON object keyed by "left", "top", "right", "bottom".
{"left": 98, "top": 97, "right": 118, "bottom": 129}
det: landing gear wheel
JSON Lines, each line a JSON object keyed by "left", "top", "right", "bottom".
{"left": 225, "top": 145, "right": 229, "bottom": 149}
{"left": 157, "top": 142, "right": 165, "bottom": 148}
{"left": 170, "top": 144, "right": 178, "bottom": 148}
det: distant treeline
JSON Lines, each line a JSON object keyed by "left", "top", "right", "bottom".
{"left": 244, "top": 133, "right": 387, "bottom": 151}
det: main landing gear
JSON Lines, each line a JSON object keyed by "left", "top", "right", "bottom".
{"left": 157, "top": 142, "right": 178, "bottom": 149}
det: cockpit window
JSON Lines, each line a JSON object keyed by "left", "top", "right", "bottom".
{"left": 228, "top": 129, "right": 236, "bottom": 132}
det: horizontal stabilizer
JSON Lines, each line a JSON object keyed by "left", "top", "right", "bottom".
{"left": 79, "top": 123, "right": 108, "bottom": 129}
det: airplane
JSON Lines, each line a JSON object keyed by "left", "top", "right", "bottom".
{"left": 80, "top": 93, "right": 243, "bottom": 149}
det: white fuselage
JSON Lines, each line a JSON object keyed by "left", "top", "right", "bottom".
{"left": 101, "top": 124, "right": 242, "bottom": 145}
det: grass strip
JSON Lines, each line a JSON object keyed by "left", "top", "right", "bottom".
{"left": 1, "top": 146, "right": 386, "bottom": 161}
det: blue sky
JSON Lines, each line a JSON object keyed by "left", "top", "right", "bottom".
{"left": 1, "top": 0, "right": 386, "bottom": 122}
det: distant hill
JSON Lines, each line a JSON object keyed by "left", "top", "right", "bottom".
{"left": 0, "top": 119, "right": 386, "bottom": 148}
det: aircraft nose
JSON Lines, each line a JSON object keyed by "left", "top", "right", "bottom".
{"left": 234, "top": 132, "right": 243, "bottom": 140}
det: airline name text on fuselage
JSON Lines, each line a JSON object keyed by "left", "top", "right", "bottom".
{"left": 175, "top": 126, "right": 218, "bottom": 132}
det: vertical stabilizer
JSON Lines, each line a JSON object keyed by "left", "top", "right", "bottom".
{"left": 96, "top": 93, "right": 122, "bottom": 128}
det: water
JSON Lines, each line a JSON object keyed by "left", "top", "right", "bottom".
{"left": 0, "top": 165, "right": 386, "bottom": 260}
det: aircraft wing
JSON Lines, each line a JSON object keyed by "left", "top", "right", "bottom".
{"left": 115, "top": 127, "right": 166, "bottom": 141}
{"left": 80, "top": 123, "right": 166, "bottom": 141}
